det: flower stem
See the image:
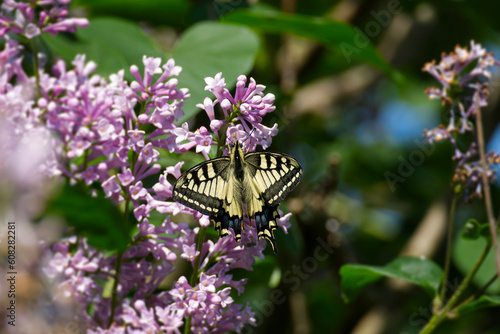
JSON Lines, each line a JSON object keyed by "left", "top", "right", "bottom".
{"left": 454, "top": 272, "right": 498, "bottom": 310}
{"left": 216, "top": 122, "right": 229, "bottom": 158}
{"left": 109, "top": 195, "right": 131, "bottom": 327}
{"left": 475, "top": 106, "right": 500, "bottom": 282}
{"left": 30, "top": 38, "right": 41, "bottom": 100}
{"left": 419, "top": 241, "right": 491, "bottom": 334}
{"left": 190, "top": 227, "right": 206, "bottom": 286}
{"left": 109, "top": 251, "right": 123, "bottom": 328}
{"left": 437, "top": 192, "right": 458, "bottom": 308}
{"left": 185, "top": 226, "right": 207, "bottom": 334}
{"left": 184, "top": 316, "right": 192, "bottom": 334}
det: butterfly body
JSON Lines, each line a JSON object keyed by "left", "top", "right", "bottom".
{"left": 173, "top": 141, "right": 302, "bottom": 253}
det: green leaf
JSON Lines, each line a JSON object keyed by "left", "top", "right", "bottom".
{"left": 45, "top": 183, "right": 132, "bottom": 252}
{"left": 457, "top": 295, "right": 500, "bottom": 315}
{"left": 222, "top": 8, "right": 399, "bottom": 81}
{"left": 42, "top": 17, "right": 162, "bottom": 77}
{"left": 171, "top": 21, "right": 260, "bottom": 123}
{"left": 77, "top": 17, "right": 163, "bottom": 68}
{"left": 73, "top": 0, "right": 190, "bottom": 27}
{"left": 453, "top": 236, "right": 500, "bottom": 294}
{"left": 41, "top": 32, "right": 88, "bottom": 63}
{"left": 340, "top": 256, "right": 443, "bottom": 303}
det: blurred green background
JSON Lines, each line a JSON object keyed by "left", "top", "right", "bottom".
{"left": 44, "top": 0, "right": 500, "bottom": 333}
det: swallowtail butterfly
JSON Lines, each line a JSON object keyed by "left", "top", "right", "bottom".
{"left": 172, "top": 141, "right": 302, "bottom": 253}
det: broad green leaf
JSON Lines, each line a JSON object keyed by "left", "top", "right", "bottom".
{"left": 45, "top": 183, "right": 132, "bottom": 252}
{"left": 41, "top": 31, "right": 89, "bottom": 63}
{"left": 77, "top": 17, "right": 163, "bottom": 65}
{"left": 222, "top": 8, "right": 399, "bottom": 80}
{"left": 453, "top": 236, "right": 500, "bottom": 293}
{"left": 457, "top": 295, "right": 500, "bottom": 315}
{"left": 42, "top": 17, "right": 162, "bottom": 77}
{"left": 340, "top": 256, "right": 443, "bottom": 303}
{"left": 171, "top": 22, "right": 260, "bottom": 123}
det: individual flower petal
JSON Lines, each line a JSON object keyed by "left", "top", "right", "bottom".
{"left": 118, "top": 168, "right": 134, "bottom": 186}
{"left": 130, "top": 181, "right": 148, "bottom": 200}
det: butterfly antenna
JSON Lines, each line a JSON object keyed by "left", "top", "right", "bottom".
{"left": 240, "top": 127, "right": 255, "bottom": 152}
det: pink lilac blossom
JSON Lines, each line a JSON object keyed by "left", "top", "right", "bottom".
{"left": 422, "top": 41, "right": 500, "bottom": 200}
{"left": 202, "top": 73, "right": 279, "bottom": 153}
{"left": 0, "top": 0, "right": 88, "bottom": 38}
{"left": 0, "top": 36, "right": 58, "bottom": 225}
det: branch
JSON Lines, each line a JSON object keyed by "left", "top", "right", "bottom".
{"left": 475, "top": 106, "right": 500, "bottom": 283}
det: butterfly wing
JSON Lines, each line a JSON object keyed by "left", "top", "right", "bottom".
{"left": 244, "top": 152, "right": 303, "bottom": 253}
{"left": 245, "top": 152, "right": 303, "bottom": 206}
{"left": 172, "top": 155, "right": 245, "bottom": 240}
{"left": 209, "top": 170, "right": 245, "bottom": 242}
{"left": 172, "top": 157, "right": 230, "bottom": 216}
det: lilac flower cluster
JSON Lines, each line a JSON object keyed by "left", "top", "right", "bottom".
{"left": 36, "top": 56, "right": 264, "bottom": 331}
{"left": 2, "top": 1, "right": 295, "bottom": 332}
{"left": 0, "top": 0, "right": 88, "bottom": 39}
{"left": 44, "top": 217, "right": 261, "bottom": 333}
{"left": 422, "top": 41, "right": 500, "bottom": 199}
{"left": 199, "top": 72, "right": 279, "bottom": 153}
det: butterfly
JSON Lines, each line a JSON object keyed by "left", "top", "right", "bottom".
{"left": 172, "top": 141, "right": 302, "bottom": 253}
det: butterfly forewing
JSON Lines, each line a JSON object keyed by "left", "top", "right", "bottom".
{"left": 172, "top": 157, "right": 230, "bottom": 216}
{"left": 244, "top": 152, "right": 303, "bottom": 206}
